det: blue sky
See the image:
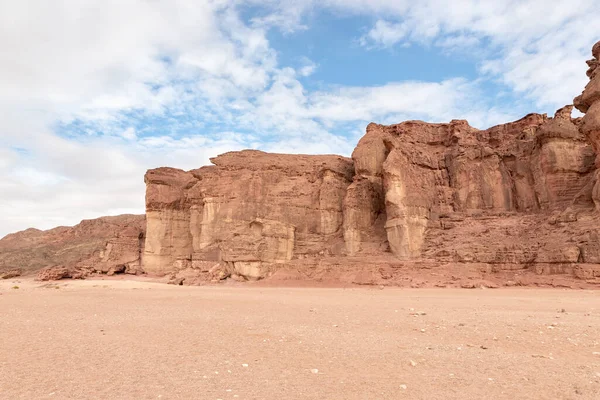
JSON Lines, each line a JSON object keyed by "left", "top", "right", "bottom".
{"left": 0, "top": 0, "right": 598, "bottom": 236}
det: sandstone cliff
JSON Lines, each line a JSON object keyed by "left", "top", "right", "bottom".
{"left": 144, "top": 151, "right": 353, "bottom": 280}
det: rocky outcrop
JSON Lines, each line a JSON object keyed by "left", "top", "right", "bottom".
{"left": 346, "top": 109, "right": 596, "bottom": 261}
{"left": 0, "top": 215, "right": 145, "bottom": 278}
{"left": 144, "top": 150, "right": 353, "bottom": 279}
{"left": 37, "top": 266, "right": 73, "bottom": 281}
{"left": 142, "top": 41, "right": 600, "bottom": 287}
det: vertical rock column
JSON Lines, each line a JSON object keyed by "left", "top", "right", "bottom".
{"left": 143, "top": 168, "right": 196, "bottom": 275}
{"left": 319, "top": 170, "right": 351, "bottom": 235}
{"left": 574, "top": 41, "right": 600, "bottom": 210}
{"left": 343, "top": 123, "right": 388, "bottom": 255}
{"left": 383, "top": 146, "right": 436, "bottom": 259}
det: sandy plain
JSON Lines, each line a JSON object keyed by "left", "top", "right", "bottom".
{"left": 0, "top": 278, "right": 599, "bottom": 400}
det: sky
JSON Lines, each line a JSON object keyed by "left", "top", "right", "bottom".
{"left": 0, "top": 0, "right": 598, "bottom": 237}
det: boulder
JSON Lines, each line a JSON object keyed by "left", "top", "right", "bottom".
{"left": 0, "top": 269, "right": 21, "bottom": 279}
{"left": 37, "top": 266, "right": 71, "bottom": 281}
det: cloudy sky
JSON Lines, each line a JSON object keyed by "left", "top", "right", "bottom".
{"left": 0, "top": 0, "right": 597, "bottom": 237}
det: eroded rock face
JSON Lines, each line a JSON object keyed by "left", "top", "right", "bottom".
{"left": 347, "top": 110, "right": 596, "bottom": 261}
{"left": 0, "top": 215, "right": 145, "bottom": 278}
{"left": 144, "top": 108, "right": 600, "bottom": 284}
{"left": 575, "top": 40, "right": 600, "bottom": 210}
{"left": 144, "top": 150, "right": 354, "bottom": 277}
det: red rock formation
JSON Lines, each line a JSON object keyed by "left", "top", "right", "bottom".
{"left": 347, "top": 109, "right": 596, "bottom": 260}
{"left": 144, "top": 41, "right": 600, "bottom": 287}
{"left": 0, "top": 215, "right": 145, "bottom": 279}
{"left": 144, "top": 150, "right": 353, "bottom": 280}
{"left": 37, "top": 266, "right": 73, "bottom": 281}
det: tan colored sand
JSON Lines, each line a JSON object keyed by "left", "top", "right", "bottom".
{"left": 1, "top": 278, "right": 599, "bottom": 400}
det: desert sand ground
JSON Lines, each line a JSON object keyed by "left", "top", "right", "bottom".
{"left": 0, "top": 278, "right": 599, "bottom": 400}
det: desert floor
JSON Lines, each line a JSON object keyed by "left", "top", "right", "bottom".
{"left": 0, "top": 278, "right": 599, "bottom": 400}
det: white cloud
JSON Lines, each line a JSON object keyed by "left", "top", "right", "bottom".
{"left": 307, "top": 79, "right": 475, "bottom": 123}
{"left": 360, "top": 20, "right": 409, "bottom": 48}
{"left": 251, "top": 0, "right": 595, "bottom": 111}
{"left": 298, "top": 58, "right": 318, "bottom": 77}
{"left": 344, "top": 0, "right": 598, "bottom": 108}
{"left": 121, "top": 128, "right": 137, "bottom": 140}
{"left": 435, "top": 34, "right": 481, "bottom": 52}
